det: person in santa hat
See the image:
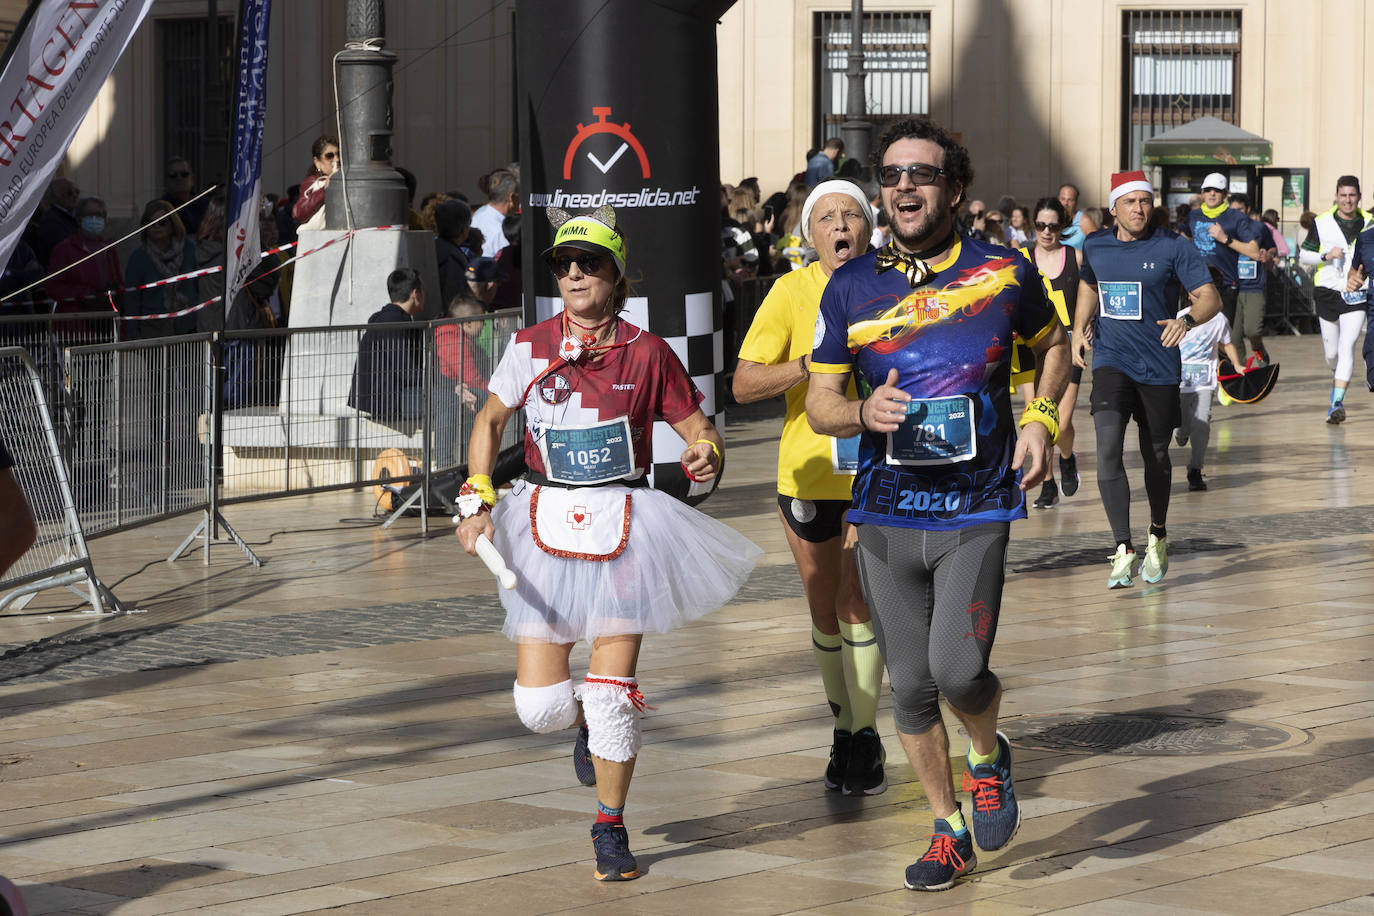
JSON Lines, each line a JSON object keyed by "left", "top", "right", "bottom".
{"left": 1071, "top": 171, "right": 1222, "bottom": 589}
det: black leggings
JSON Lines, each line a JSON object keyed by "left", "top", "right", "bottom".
{"left": 1089, "top": 367, "right": 1180, "bottom": 545}
{"left": 854, "top": 522, "right": 1008, "bottom": 735}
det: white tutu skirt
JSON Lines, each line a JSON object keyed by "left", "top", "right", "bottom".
{"left": 490, "top": 480, "right": 762, "bottom": 643}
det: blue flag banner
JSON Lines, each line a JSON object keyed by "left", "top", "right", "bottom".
{"left": 224, "top": 0, "right": 272, "bottom": 316}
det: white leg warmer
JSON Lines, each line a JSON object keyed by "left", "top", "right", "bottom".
{"left": 512, "top": 679, "right": 578, "bottom": 734}
{"left": 581, "top": 674, "right": 643, "bottom": 763}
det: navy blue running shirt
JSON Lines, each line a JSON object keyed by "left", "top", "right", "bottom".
{"left": 1080, "top": 226, "right": 1212, "bottom": 386}
{"left": 811, "top": 237, "right": 1057, "bottom": 531}
{"left": 1186, "top": 206, "right": 1259, "bottom": 287}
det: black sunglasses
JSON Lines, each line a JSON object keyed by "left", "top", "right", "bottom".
{"left": 167, "top": 170, "right": 191, "bottom": 179}
{"left": 878, "top": 163, "right": 948, "bottom": 187}
{"left": 321, "top": 151, "right": 338, "bottom": 160}
{"left": 548, "top": 253, "right": 604, "bottom": 277}
{"left": 1034, "top": 221, "right": 1061, "bottom": 232}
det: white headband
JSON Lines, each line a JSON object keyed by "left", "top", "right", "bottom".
{"left": 801, "top": 180, "right": 873, "bottom": 244}
{"left": 1109, "top": 179, "right": 1154, "bottom": 210}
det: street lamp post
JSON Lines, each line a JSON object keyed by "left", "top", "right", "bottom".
{"left": 841, "top": 0, "right": 872, "bottom": 176}
{"left": 324, "top": 0, "right": 408, "bottom": 229}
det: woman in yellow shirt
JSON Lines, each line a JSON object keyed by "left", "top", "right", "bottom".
{"left": 734, "top": 180, "right": 887, "bottom": 797}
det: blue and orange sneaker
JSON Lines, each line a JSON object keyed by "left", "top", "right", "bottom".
{"left": 590, "top": 822, "right": 640, "bottom": 881}
{"left": 962, "top": 731, "right": 1021, "bottom": 851}
{"left": 573, "top": 723, "right": 596, "bottom": 787}
{"left": 904, "top": 810, "right": 976, "bottom": 891}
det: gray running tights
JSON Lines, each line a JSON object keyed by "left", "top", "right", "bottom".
{"left": 854, "top": 522, "right": 1008, "bottom": 735}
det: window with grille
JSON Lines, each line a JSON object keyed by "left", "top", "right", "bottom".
{"left": 158, "top": 16, "right": 235, "bottom": 191}
{"left": 1122, "top": 9, "right": 1241, "bottom": 169}
{"left": 814, "top": 10, "right": 930, "bottom": 148}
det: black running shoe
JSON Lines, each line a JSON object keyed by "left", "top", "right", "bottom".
{"left": 1032, "top": 478, "right": 1059, "bottom": 509}
{"left": 823, "top": 728, "right": 852, "bottom": 791}
{"left": 573, "top": 723, "right": 596, "bottom": 787}
{"left": 590, "top": 822, "right": 640, "bottom": 881}
{"left": 1187, "top": 467, "right": 1207, "bottom": 491}
{"left": 842, "top": 726, "right": 887, "bottom": 796}
{"left": 1059, "top": 453, "right": 1079, "bottom": 496}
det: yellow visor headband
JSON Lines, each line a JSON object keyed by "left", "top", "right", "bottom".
{"left": 547, "top": 215, "right": 627, "bottom": 275}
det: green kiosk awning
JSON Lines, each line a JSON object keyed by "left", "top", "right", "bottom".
{"left": 1141, "top": 116, "right": 1273, "bottom": 166}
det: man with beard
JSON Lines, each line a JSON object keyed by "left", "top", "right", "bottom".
{"left": 1072, "top": 172, "right": 1219, "bottom": 588}
{"left": 806, "top": 117, "right": 1069, "bottom": 892}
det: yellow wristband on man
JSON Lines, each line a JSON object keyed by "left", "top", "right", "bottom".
{"left": 1018, "top": 397, "right": 1060, "bottom": 445}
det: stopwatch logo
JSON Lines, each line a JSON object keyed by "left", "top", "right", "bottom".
{"left": 562, "top": 107, "right": 651, "bottom": 181}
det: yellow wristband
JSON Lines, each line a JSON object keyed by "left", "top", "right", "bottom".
{"left": 1018, "top": 397, "right": 1060, "bottom": 445}
{"left": 465, "top": 474, "right": 497, "bottom": 506}
{"left": 690, "top": 438, "right": 722, "bottom": 463}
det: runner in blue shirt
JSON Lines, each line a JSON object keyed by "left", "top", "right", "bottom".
{"left": 807, "top": 117, "right": 1069, "bottom": 893}
{"left": 1186, "top": 172, "right": 1262, "bottom": 333}
{"left": 1073, "top": 171, "right": 1220, "bottom": 589}
{"left": 1342, "top": 220, "right": 1374, "bottom": 392}
{"left": 1229, "top": 193, "right": 1274, "bottom": 365}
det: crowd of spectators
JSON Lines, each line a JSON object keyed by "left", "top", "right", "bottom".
{"left": 721, "top": 150, "right": 1314, "bottom": 302}
{"left": 0, "top": 143, "right": 521, "bottom": 426}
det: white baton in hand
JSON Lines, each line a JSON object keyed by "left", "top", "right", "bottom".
{"left": 475, "top": 532, "right": 517, "bottom": 590}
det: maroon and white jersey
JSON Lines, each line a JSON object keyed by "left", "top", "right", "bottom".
{"left": 488, "top": 315, "right": 703, "bottom": 482}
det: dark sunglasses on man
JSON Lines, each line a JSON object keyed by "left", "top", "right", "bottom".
{"left": 877, "top": 163, "right": 948, "bottom": 188}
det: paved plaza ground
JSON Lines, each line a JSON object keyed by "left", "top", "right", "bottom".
{"left": 0, "top": 335, "right": 1371, "bottom": 915}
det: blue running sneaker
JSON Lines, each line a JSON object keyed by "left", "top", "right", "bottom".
{"left": 590, "top": 822, "right": 640, "bottom": 881}
{"left": 573, "top": 723, "right": 596, "bottom": 787}
{"left": 904, "top": 810, "right": 976, "bottom": 891}
{"left": 962, "top": 731, "right": 1020, "bottom": 851}
{"left": 1328, "top": 402, "right": 1347, "bottom": 425}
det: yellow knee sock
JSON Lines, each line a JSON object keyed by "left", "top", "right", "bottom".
{"left": 838, "top": 619, "right": 883, "bottom": 733}
{"left": 812, "top": 626, "right": 851, "bottom": 731}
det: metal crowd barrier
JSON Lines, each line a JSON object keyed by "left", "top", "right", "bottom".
{"left": 52, "top": 309, "right": 522, "bottom": 568}
{"left": 62, "top": 334, "right": 213, "bottom": 538}
{"left": 1264, "top": 257, "right": 1317, "bottom": 335}
{"left": 0, "top": 347, "right": 123, "bottom": 616}
{"left": 0, "top": 310, "right": 120, "bottom": 407}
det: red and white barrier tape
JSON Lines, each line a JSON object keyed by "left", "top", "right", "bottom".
{"left": 7, "top": 226, "right": 406, "bottom": 321}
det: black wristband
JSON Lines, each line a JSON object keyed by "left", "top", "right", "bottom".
{"left": 858, "top": 394, "right": 873, "bottom": 433}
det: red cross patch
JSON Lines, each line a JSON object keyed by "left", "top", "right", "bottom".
{"left": 567, "top": 506, "right": 590, "bottom": 529}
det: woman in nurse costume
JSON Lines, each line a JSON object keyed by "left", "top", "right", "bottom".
{"left": 455, "top": 205, "right": 761, "bottom": 882}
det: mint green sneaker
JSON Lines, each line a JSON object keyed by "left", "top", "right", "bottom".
{"left": 1107, "top": 544, "right": 1136, "bottom": 589}
{"left": 1142, "top": 533, "right": 1168, "bottom": 583}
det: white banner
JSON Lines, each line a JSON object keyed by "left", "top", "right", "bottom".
{"left": 0, "top": 0, "right": 157, "bottom": 273}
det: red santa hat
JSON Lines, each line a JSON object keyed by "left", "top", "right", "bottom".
{"left": 1108, "top": 170, "right": 1154, "bottom": 209}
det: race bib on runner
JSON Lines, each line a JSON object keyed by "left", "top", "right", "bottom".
{"left": 1238, "top": 257, "right": 1257, "bottom": 280}
{"left": 538, "top": 416, "right": 634, "bottom": 484}
{"left": 1341, "top": 289, "right": 1368, "bottom": 305}
{"left": 886, "top": 395, "right": 976, "bottom": 465}
{"left": 831, "top": 434, "right": 860, "bottom": 474}
{"left": 1181, "top": 360, "right": 1215, "bottom": 390}
{"left": 1099, "top": 281, "right": 1142, "bottom": 320}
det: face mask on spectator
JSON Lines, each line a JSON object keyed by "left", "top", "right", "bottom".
{"left": 81, "top": 216, "right": 105, "bottom": 235}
